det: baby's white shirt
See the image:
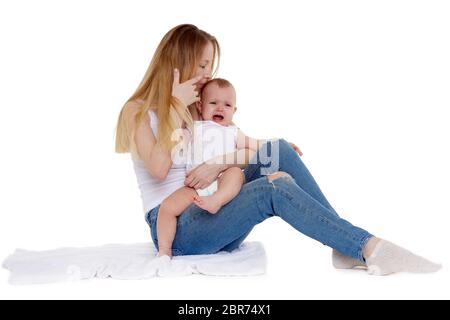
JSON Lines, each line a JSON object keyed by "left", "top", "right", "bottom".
{"left": 186, "top": 121, "right": 239, "bottom": 196}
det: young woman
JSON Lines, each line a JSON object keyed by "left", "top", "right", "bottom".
{"left": 115, "top": 24, "right": 440, "bottom": 276}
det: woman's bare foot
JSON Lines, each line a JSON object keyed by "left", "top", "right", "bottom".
{"left": 193, "top": 194, "right": 223, "bottom": 214}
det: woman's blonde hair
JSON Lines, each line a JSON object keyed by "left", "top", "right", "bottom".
{"left": 115, "top": 24, "right": 220, "bottom": 154}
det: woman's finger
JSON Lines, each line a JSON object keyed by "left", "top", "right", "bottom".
{"left": 186, "top": 75, "right": 203, "bottom": 85}
{"left": 173, "top": 68, "right": 180, "bottom": 85}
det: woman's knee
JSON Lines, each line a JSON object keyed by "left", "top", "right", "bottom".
{"left": 276, "top": 138, "right": 291, "bottom": 151}
{"left": 269, "top": 139, "right": 296, "bottom": 164}
{"left": 279, "top": 138, "right": 299, "bottom": 157}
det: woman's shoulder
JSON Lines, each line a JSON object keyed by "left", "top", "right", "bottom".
{"left": 123, "top": 98, "right": 155, "bottom": 123}
{"left": 124, "top": 98, "right": 145, "bottom": 111}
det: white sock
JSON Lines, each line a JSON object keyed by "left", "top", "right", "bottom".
{"left": 332, "top": 249, "right": 366, "bottom": 269}
{"left": 366, "top": 240, "right": 442, "bottom": 276}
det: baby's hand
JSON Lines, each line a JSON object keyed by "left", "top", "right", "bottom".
{"left": 289, "top": 142, "right": 303, "bottom": 156}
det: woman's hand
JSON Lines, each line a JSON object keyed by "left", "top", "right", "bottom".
{"left": 290, "top": 142, "right": 303, "bottom": 156}
{"left": 171, "top": 69, "right": 202, "bottom": 107}
{"left": 184, "top": 162, "right": 225, "bottom": 190}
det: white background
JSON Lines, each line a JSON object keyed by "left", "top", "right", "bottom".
{"left": 1, "top": 0, "right": 449, "bottom": 299}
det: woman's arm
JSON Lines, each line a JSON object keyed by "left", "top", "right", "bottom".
{"left": 184, "top": 148, "right": 255, "bottom": 189}
{"left": 185, "top": 128, "right": 256, "bottom": 189}
{"left": 135, "top": 71, "right": 209, "bottom": 181}
{"left": 133, "top": 108, "right": 173, "bottom": 181}
{"left": 184, "top": 129, "right": 304, "bottom": 189}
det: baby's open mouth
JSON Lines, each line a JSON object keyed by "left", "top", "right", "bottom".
{"left": 212, "top": 115, "right": 224, "bottom": 122}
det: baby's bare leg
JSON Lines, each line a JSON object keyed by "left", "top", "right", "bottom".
{"left": 157, "top": 186, "right": 197, "bottom": 257}
{"left": 194, "top": 167, "right": 244, "bottom": 214}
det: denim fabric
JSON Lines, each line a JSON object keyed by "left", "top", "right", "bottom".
{"left": 145, "top": 139, "right": 373, "bottom": 261}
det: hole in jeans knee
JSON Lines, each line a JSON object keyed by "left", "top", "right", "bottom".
{"left": 267, "top": 171, "right": 292, "bottom": 183}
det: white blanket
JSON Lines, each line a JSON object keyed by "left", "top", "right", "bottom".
{"left": 2, "top": 242, "right": 266, "bottom": 285}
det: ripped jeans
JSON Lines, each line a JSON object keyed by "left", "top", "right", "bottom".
{"left": 145, "top": 139, "right": 373, "bottom": 261}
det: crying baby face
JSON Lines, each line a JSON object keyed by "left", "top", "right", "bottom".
{"left": 197, "top": 82, "right": 237, "bottom": 126}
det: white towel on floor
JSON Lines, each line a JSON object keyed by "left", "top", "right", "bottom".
{"left": 2, "top": 242, "right": 266, "bottom": 285}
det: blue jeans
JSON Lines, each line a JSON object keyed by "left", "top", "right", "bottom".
{"left": 145, "top": 139, "right": 373, "bottom": 261}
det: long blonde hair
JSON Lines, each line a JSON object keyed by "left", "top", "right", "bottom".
{"left": 115, "top": 24, "right": 220, "bottom": 154}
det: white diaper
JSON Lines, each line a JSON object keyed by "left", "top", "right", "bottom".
{"left": 196, "top": 180, "right": 218, "bottom": 197}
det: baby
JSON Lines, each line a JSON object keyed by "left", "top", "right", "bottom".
{"left": 156, "top": 78, "right": 267, "bottom": 257}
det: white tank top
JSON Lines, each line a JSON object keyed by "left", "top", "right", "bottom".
{"left": 132, "top": 109, "right": 187, "bottom": 214}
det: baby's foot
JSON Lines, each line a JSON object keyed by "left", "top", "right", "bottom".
{"left": 157, "top": 247, "right": 172, "bottom": 258}
{"left": 193, "top": 194, "right": 222, "bottom": 214}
